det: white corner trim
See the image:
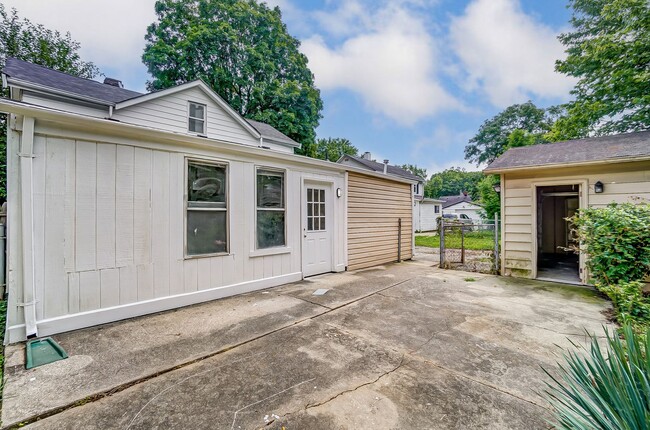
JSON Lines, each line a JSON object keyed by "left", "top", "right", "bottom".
{"left": 5, "top": 272, "right": 303, "bottom": 344}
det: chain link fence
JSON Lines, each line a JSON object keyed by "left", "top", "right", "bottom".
{"left": 439, "top": 216, "right": 500, "bottom": 274}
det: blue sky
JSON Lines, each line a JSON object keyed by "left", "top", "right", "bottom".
{"left": 4, "top": 0, "right": 576, "bottom": 176}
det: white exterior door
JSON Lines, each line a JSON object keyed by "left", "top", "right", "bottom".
{"left": 302, "top": 183, "right": 332, "bottom": 277}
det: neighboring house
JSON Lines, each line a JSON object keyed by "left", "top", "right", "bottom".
{"left": 485, "top": 130, "right": 650, "bottom": 285}
{"left": 0, "top": 58, "right": 415, "bottom": 343}
{"left": 337, "top": 152, "right": 425, "bottom": 231}
{"left": 440, "top": 193, "right": 483, "bottom": 222}
{"left": 414, "top": 198, "right": 443, "bottom": 232}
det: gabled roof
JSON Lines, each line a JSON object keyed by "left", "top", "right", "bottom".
{"left": 485, "top": 130, "right": 650, "bottom": 173}
{"left": 337, "top": 154, "right": 424, "bottom": 181}
{"left": 439, "top": 194, "right": 476, "bottom": 209}
{"left": 1, "top": 57, "right": 299, "bottom": 148}
{"left": 2, "top": 57, "right": 141, "bottom": 104}
{"left": 245, "top": 119, "right": 298, "bottom": 147}
{"left": 113, "top": 80, "right": 260, "bottom": 140}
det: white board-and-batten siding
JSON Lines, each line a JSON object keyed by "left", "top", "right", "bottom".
{"left": 7, "top": 128, "right": 345, "bottom": 342}
{"left": 501, "top": 160, "right": 650, "bottom": 278}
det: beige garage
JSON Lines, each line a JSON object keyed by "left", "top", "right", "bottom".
{"left": 346, "top": 171, "right": 414, "bottom": 271}
{"left": 485, "top": 131, "right": 650, "bottom": 284}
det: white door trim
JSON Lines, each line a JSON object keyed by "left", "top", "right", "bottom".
{"left": 301, "top": 178, "right": 335, "bottom": 277}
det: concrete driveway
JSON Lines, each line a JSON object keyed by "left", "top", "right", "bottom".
{"left": 2, "top": 259, "right": 611, "bottom": 429}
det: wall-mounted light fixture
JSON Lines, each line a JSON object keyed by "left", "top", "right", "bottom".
{"left": 336, "top": 188, "right": 342, "bottom": 198}
{"left": 493, "top": 184, "right": 501, "bottom": 194}
{"left": 594, "top": 181, "right": 604, "bottom": 193}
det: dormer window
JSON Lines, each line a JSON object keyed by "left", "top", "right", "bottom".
{"left": 188, "top": 101, "right": 206, "bottom": 134}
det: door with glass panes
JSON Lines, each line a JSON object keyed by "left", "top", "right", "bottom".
{"left": 302, "top": 183, "right": 332, "bottom": 277}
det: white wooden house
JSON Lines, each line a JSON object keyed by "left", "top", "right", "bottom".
{"left": 440, "top": 193, "right": 483, "bottom": 222}
{"left": 1, "top": 58, "right": 415, "bottom": 343}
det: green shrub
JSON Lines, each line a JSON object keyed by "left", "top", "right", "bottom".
{"left": 568, "top": 203, "right": 650, "bottom": 285}
{"left": 544, "top": 324, "right": 650, "bottom": 429}
{"left": 599, "top": 281, "right": 650, "bottom": 329}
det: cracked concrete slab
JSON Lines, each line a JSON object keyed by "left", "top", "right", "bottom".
{"left": 3, "top": 260, "right": 613, "bottom": 429}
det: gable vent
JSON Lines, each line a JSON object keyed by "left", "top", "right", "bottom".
{"left": 103, "top": 77, "right": 123, "bottom": 88}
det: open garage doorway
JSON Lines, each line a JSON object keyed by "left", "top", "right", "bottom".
{"left": 536, "top": 184, "right": 580, "bottom": 284}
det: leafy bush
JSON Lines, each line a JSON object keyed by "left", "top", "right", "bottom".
{"left": 568, "top": 203, "right": 650, "bottom": 285}
{"left": 599, "top": 281, "right": 650, "bottom": 329}
{"left": 544, "top": 324, "right": 650, "bottom": 429}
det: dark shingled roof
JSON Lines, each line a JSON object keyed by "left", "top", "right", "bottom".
{"left": 439, "top": 194, "right": 475, "bottom": 209}
{"left": 2, "top": 57, "right": 142, "bottom": 104}
{"left": 245, "top": 119, "right": 298, "bottom": 146}
{"left": 485, "top": 130, "right": 650, "bottom": 172}
{"left": 338, "top": 154, "right": 423, "bottom": 181}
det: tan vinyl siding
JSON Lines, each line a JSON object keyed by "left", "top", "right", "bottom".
{"left": 347, "top": 172, "right": 413, "bottom": 270}
{"left": 501, "top": 160, "right": 650, "bottom": 278}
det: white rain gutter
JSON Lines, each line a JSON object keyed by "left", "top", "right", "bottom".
{"left": 19, "top": 116, "right": 38, "bottom": 338}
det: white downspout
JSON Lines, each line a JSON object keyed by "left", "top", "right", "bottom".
{"left": 19, "top": 116, "right": 37, "bottom": 338}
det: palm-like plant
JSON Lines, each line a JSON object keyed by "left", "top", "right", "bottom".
{"left": 544, "top": 325, "right": 650, "bottom": 429}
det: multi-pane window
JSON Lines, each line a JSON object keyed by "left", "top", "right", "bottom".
{"left": 306, "top": 188, "right": 326, "bottom": 231}
{"left": 434, "top": 205, "right": 440, "bottom": 214}
{"left": 186, "top": 160, "right": 227, "bottom": 256}
{"left": 188, "top": 102, "right": 206, "bottom": 134}
{"left": 256, "top": 169, "right": 286, "bottom": 248}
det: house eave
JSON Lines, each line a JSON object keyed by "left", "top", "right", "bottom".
{"left": 5, "top": 77, "right": 113, "bottom": 107}
{"left": 0, "top": 98, "right": 417, "bottom": 184}
{"left": 484, "top": 156, "right": 650, "bottom": 174}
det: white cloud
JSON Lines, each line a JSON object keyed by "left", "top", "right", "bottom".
{"left": 2, "top": 0, "right": 156, "bottom": 90}
{"left": 449, "top": 0, "right": 575, "bottom": 107}
{"left": 301, "top": 2, "right": 461, "bottom": 125}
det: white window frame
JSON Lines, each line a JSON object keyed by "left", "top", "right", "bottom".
{"left": 184, "top": 157, "right": 229, "bottom": 258}
{"left": 254, "top": 167, "right": 287, "bottom": 250}
{"left": 188, "top": 101, "right": 207, "bottom": 135}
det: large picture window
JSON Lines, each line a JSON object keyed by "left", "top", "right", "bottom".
{"left": 256, "top": 168, "right": 286, "bottom": 249}
{"left": 186, "top": 160, "right": 227, "bottom": 256}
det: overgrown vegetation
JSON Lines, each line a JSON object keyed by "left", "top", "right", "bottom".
{"left": 568, "top": 203, "right": 650, "bottom": 335}
{"left": 544, "top": 324, "right": 650, "bottom": 430}
{"left": 0, "top": 299, "right": 6, "bottom": 401}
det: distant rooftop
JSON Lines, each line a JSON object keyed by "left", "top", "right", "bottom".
{"left": 337, "top": 154, "right": 424, "bottom": 182}
{"left": 439, "top": 194, "right": 474, "bottom": 209}
{"left": 485, "top": 130, "right": 650, "bottom": 173}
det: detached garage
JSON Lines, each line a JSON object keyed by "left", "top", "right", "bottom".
{"left": 485, "top": 131, "right": 650, "bottom": 284}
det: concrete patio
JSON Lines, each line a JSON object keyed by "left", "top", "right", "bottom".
{"left": 2, "top": 258, "right": 612, "bottom": 429}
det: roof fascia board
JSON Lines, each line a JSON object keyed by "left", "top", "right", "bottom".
{"left": 0, "top": 98, "right": 416, "bottom": 184}
{"left": 115, "top": 80, "right": 261, "bottom": 140}
{"left": 6, "top": 77, "right": 112, "bottom": 106}
{"left": 262, "top": 137, "right": 300, "bottom": 148}
{"left": 484, "top": 156, "right": 650, "bottom": 174}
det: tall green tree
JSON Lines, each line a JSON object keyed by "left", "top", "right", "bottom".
{"left": 425, "top": 167, "right": 483, "bottom": 200}
{"left": 313, "top": 137, "right": 357, "bottom": 162}
{"left": 0, "top": 5, "right": 98, "bottom": 199}
{"left": 400, "top": 164, "right": 427, "bottom": 180}
{"left": 142, "top": 0, "right": 323, "bottom": 152}
{"left": 551, "top": 0, "right": 650, "bottom": 140}
{"left": 476, "top": 175, "right": 500, "bottom": 220}
{"left": 464, "top": 101, "right": 551, "bottom": 165}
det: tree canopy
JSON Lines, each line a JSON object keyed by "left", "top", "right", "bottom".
{"left": 464, "top": 101, "right": 552, "bottom": 166}
{"left": 551, "top": 0, "right": 650, "bottom": 139}
{"left": 0, "top": 5, "right": 98, "bottom": 199}
{"left": 425, "top": 167, "right": 483, "bottom": 200}
{"left": 313, "top": 137, "right": 357, "bottom": 162}
{"left": 142, "top": 0, "right": 323, "bottom": 152}
{"left": 400, "top": 164, "right": 428, "bottom": 180}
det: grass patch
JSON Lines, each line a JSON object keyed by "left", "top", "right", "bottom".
{"left": 415, "top": 231, "right": 499, "bottom": 251}
{"left": 464, "top": 277, "right": 476, "bottom": 282}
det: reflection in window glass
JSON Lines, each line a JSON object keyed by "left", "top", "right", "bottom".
{"left": 256, "top": 169, "right": 286, "bottom": 249}
{"left": 306, "top": 187, "right": 327, "bottom": 232}
{"left": 186, "top": 160, "right": 227, "bottom": 255}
